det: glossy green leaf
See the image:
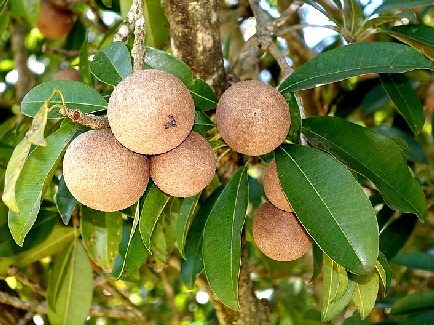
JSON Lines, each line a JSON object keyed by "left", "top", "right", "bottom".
{"left": 351, "top": 272, "right": 380, "bottom": 319}
{"left": 401, "top": 311, "right": 434, "bottom": 325}
{"left": 303, "top": 117, "right": 427, "bottom": 219}
{"left": 47, "top": 240, "right": 93, "bottom": 325}
{"left": 278, "top": 42, "right": 433, "bottom": 94}
{"left": 376, "top": 252, "right": 392, "bottom": 292}
{"left": 310, "top": 243, "right": 323, "bottom": 282}
{"left": 189, "top": 79, "right": 218, "bottom": 110}
{"left": 177, "top": 195, "right": 200, "bottom": 258}
{"left": 374, "top": 0, "right": 434, "bottom": 13}
{"left": 8, "top": 122, "right": 78, "bottom": 246}
{"left": 284, "top": 92, "right": 302, "bottom": 143}
{"left": 81, "top": 206, "right": 123, "bottom": 273}
{"left": 380, "top": 74, "right": 425, "bottom": 134}
{"left": 203, "top": 166, "right": 249, "bottom": 310}
{"left": 22, "top": 81, "right": 107, "bottom": 119}
{"left": 144, "top": 0, "right": 169, "bottom": 49}
{"left": 139, "top": 183, "right": 170, "bottom": 252}
{"left": 391, "top": 291, "right": 434, "bottom": 315}
{"left": 9, "top": 0, "right": 39, "bottom": 25}
{"left": 390, "top": 252, "right": 434, "bottom": 271}
{"left": 90, "top": 42, "right": 132, "bottom": 86}
{"left": 382, "top": 25, "right": 434, "bottom": 60}
{"left": 55, "top": 176, "right": 76, "bottom": 225}
{"left": 276, "top": 144, "right": 378, "bottom": 275}
{"left": 193, "top": 111, "right": 215, "bottom": 136}
{"left": 380, "top": 213, "right": 418, "bottom": 260}
{"left": 181, "top": 188, "right": 223, "bottom": 289}
{"left": 322, "top": 256, "right": 349, "bottom": 316}
{"left": 322, "top": 280, "right": 356, "bottom": 322}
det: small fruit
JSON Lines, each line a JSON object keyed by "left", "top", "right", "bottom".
{"left": 63, "top": 130, "right": 149, "bottom": 212}
{"left": 53, "top": 68, "right": 80, "bottom": 81}
{"left": 150, "top": 131, "right": 215, "bottom": 197}
{"left": 108, "top": 70, "right": 195, "bottom": 155}
{"left": 263, "top": 159, "right": 292, "bottom": 212}
{"left": 216, "top": 80, "right": 290, "bottom": 156}
{"left": 252, "top": 202, "right": 312, "bottom": 261}
{"left": 37, "top": 0, "right": 74, "bottom": 39}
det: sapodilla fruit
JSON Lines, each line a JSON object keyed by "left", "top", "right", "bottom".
{"left": 150, "top": 131, "right": 215, "bottom": 197}
{"left": 216, "top": 80, "right": 290, "bottom": 156}
{"left": 63, "top": 130, "right": 149, "bottom": 212}
{"left": 53, "top": 68, "right": 80, "bottom": 81}
{"left": 108, "top": 70, "right": 195, "bottom": 155}
{"left": 37, "top": 0, "right": 74, "bottom": 39}
{"left": 263, "top": 159, "right": 293, "bottom": 212}
{"left": 253, "top": 202, "right": 312, "bottom": 261}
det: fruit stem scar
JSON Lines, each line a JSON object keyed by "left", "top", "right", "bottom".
{"left": 164, "top": 115, "right": 177, "bottom": 129}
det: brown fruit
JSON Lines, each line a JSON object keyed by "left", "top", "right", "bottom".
{"left": 63, "top": 130, "right": 149, "bottom": 212}
{"left": 53, "top": 68, "right": 80, "bottom": 81}
{"left": 150, "top": 131, "right": 215, "bottom": 197}
{"left": 216, "top": 80, "right": 290, "bottom": 156}
{"left": 252, "top": 202, "right": 312, "bottom": 261}
{"left": 107, "top": 70, "right": 195, "bottom": 155}
{"left": 263, "top": 159, "right": 293, "bottom": 212}
{"left": 37, "top": 0, "right": 74, "bottom": 39}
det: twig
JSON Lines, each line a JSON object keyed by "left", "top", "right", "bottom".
{"left": 60, "top": 107, "right": 110, "bottom": 129}
{"left": 248, "top": 0, "right": 273, "bottom": 50}
{"left": 114, "top": 5, "right": 135, "bottom": 42}
{"left": 276, "top": 24, "right": 339, "bottom": 35}
{"left": 131, "top": 0, "right": 146, "bottom": 72}
{"left": 7, "top": 266, "right": 46, "bottom": 298}
{"left": 17, "top": 311, "right": 34, "bottom": 325}
{"left": 268, "top": 43, "right": 293, "bottom": 79}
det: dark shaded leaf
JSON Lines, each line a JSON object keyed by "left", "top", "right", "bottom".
{"left": 284, "top": 92, "right": 301, "bottom": 143}
{"left": 391, "top": 291, "right": 434, "bottom": 315}
{"left": 189, "top": 79, "right": 218, "bottom": 110}
{"left": 310, "top": 243, "right": 323, "bottom": 282}
{"left": 55, "top": 176, "right": 76, "bottom": 225}
{"left": 390, "top": 252, "right": 434, "bottom": 271}
{"left": 177, "top": 195, "right": 200, "bottom": 258}
{"left": 193, "top": 111, "right": 215, "bottom": 136}
{"left": 401, "top": 311, "right": 434, "bottom": 325}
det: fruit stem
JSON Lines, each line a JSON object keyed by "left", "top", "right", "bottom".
{"left": 60, "top": 107, "right": 110, "bottom": 129}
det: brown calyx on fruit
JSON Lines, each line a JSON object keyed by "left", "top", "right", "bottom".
{"left": 263, "top": 159, "right": 293, "bottom": 212}
{"left": 53, "top": 67, "right": 79, "bottom": 81}
{"left": 150, "top": 131, "right": 216, "bottom": 197}
{"left": 63, "top": 130, "right": 149, "bottom": 212}
{"left": 37, "top": 0, "right": 74, "bottom": 39}
{"left": 252, "top": 202, "right": 312, "bottom": 261}
{"left": 107, "top": 69, "right": 195, "bottom": 155}
{"left": 216, "top": 80, "right": 290, "bottom": 156}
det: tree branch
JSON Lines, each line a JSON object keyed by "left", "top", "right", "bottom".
{"left": 131, "top": 0, "right": 146, "bottom": 71}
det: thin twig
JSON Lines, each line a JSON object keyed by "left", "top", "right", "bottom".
{"left": 17, "top": 311, "right": 34, "bottom": 325}
{"left": 8, "top": 266, "right": 46, "bottom": 298}
{"left": 268, "top": 43, "right": 293, "bottom": 79}
{"left": 60, "top": 107, "right": 110, "bottom": 129}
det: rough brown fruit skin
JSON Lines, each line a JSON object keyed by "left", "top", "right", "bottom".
{"left": 108, "top": 70, "right": 195, "bottom": 155}
{"left": 63, "top": 130, "right": 149, "bottom": 212}
{"left": 53, "top": 68, "right": 79, "bottom": 81}
{"left": 264, "top": 159, "right": 293, "bottom": 212}
{"left": 150, "top": 131, "right": 215, "bottom": 197}
{"left": 37, "top": 0, "right": 74, "bottom": 39}
{"left": 216, "top": 80, "right": 290, "bottom": 156}
{"left": 253, "top": 202, "right": 312, "bottom": 261}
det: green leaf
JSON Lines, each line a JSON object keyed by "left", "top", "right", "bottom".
{"left": 351, "top": 272, "right": 380, "bottom": 319}
{"left": 310, "top": 243, "right": 323, "bottom": 282}
{"left": 55, "top": 176, "right": 76, "bottom": 225}
{"left": 79, "top": 32, "right": 92, "bottom": 86}
{"left": 193, "top": 111, "right": 215, "bottom": 136}
{"left": 8, "top": 122, "right": 78, "bottom": 246}
{"left": 181, "top": 188, "right": 223, "bottom": 289}
{"left": 342, "top": 0, "right": 365, "bottom": 37}
{"left": 189, "top": 79, "right": 218, "bottom": 110}
{"left": 90, "top": 41, "right": 132, "bottom": 86}
{"left": 22, "top": 81, "right": 108, "bottom": 119}
{"left": 9, "top": 0, "right": 39, "bottom": 25}
{"left": 47, "top": 240, "right": 93, "bottom": 325}
{"left": 203, "top": 166, "right": 249, "bottom": 310}
{"left": 81, "top": 206, "right": 123, "bottom": 273}
{"left": 376, "top": 252, "right": 392, "bottom": 292}
{"left": 139, "top": 183, "right": 170, "bottom": 252}
{"left": 101, "top": 0, "right": 112, "bottom": 8}
{"left": 381, "top": 25, "right": 434, "bottom": 60}
{"left": 276, "top": 144, "right": 378, "bottom": 275}
{"left": 380, "top": 74, "right": 425, "bottom": 134}
{"left": 284, "top": 92, "right": 301, "bottom": 143}
{"left": 322, "top": 280, "right": 356, "bottom": 322}
{"left": 374, "top": 0, "right": 434, "bottom": 13}
{"left": 0, "top": 7, "right": 9, "bottom": 38}
{"left": 27, "top": 105, "right": 49, "bottom": 147}
{"left": 380, "top": 213, "right": 418, "bottom": 260}
{"left": 176, "top": 195, "right": 200, "bottom": 258}
{"left": 322, "top": 256, "right": 349, "bottom": 316}
{"left": 401, "top": 311, "right": 434, "bottom": 325}
{"left": 278, "top": 42, "right": 433, "bottom": 94}
{"left": 144, "top": 0, "right": 169, "bottom": 49}
{"left": 390, "top": 252, "right": 434, "bottom": 271}
{"left": 391, "top": 291, "right": 434, "bottom": 315}
{"left": 302, "top": 117, "right": 427, "bottom": 220}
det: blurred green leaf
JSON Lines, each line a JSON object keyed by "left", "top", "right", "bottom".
{"left": 189, "top": 79, "right": 218, "bottom": 110}
{"left": 81, "top": 206, "right": 123, "bottom": 273}
{"left": 279, "top": 43, "right": 433, "bottom": 94}
{"left": 374, "top": 0, "right": 434, "bottom": 14}
{"left": 351, "top": 272, "right": 380, "bottom": 319}
{"left": 343, "top": 313, "right": 370, "bottom": 325}
{"left": 9, "top": 0, "right": 39, "bottom": 25}
{"left": 376, "top": 252, "right": 392, "bottom": 292}
{"left": 64, "top": 20, "right": 86, "bottom": 52}
{"left": 22, "top": 81, "right": 107, "bottom": 119}
{"left": 193, "top": 111, "right": 215, "bottom": 136}
{"left": 284, "top": 92, "right": 301, "bottom": 143}
{"left": 361, "top": 84, "right": 389, "bottom": 116}
{"left": 90, "top": 41, "right": 132, "bottom": 86}
{"left": 303, "top": 117, "right": 427, "bottom": 220}
{"left": 144, "top": 0, "right": 169, "bottom": 49}
{"left": 102, "top": 0, "right": 112, "bottom": 8}
{"left": 310, "top": 243, "right": 323, "bottom": 282}
{"left": 380, "top": 74, "right": 425, "bottom": 134}
{"left": 55, "top": 176, "right": 76, "bottom": 225}
{"left": 176, "top": 195, "right": 200, "bottom": 258}
{"left": 391, "top": 291, "right": 434, "bottom": 315}
{"left": 0, "top": 6, "right": 10, "bottom": 39}
{"left": 8, "top": 122, "right": 78, "bottom": 246}
{"left": 390, "top": 252, "right": 434, "bottom": 271}
{"left": 276, "top": 144, "right": 378, "bottom": 275}
{"left": 401, "top": 311, "right": 434, "bottom": 325}
{"left": 79, "top": 32, "right": 92, "bottom": 86}
{"left": 203, "top": 166, "right": 248, "bottom": 310}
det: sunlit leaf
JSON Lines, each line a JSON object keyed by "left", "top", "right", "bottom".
{"left": 144, "top": 0, "right": 169, "bottom": 49}
{"left": 351, "top": 272, "right": 380, "bottom": 319}
{"left": 376, "top": 252, "right": 392, "bottom": 292}
{"left": 322, "top": 279, "right": 356, "bottom": 322}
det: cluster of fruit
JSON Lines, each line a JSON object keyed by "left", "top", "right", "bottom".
{"left": 62, "top": 68, "right": 312, "bottom": 262}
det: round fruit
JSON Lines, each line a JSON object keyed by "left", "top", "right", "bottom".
{"left": 252, "top": 202, "right": 312, "bottom": 261}
{"left": 63, "top": 130, "right": 149, "bottom": 212}
{"left": 107, "top": 69, "right": 195, "bottom": 155}
{"left": 216, "top": 80, "right": 290, "bottom": 156}
{"left": 37, "top": 0, "right": 74, "bottom": 39}
{"left": 53, "top": 68, "right": 79, "bottom": 81}
{"left": 150, "top": 131, "right": 215, "bottom": 197}
{"left": 263, "top": 159, "right": 293, "bottom": 212}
